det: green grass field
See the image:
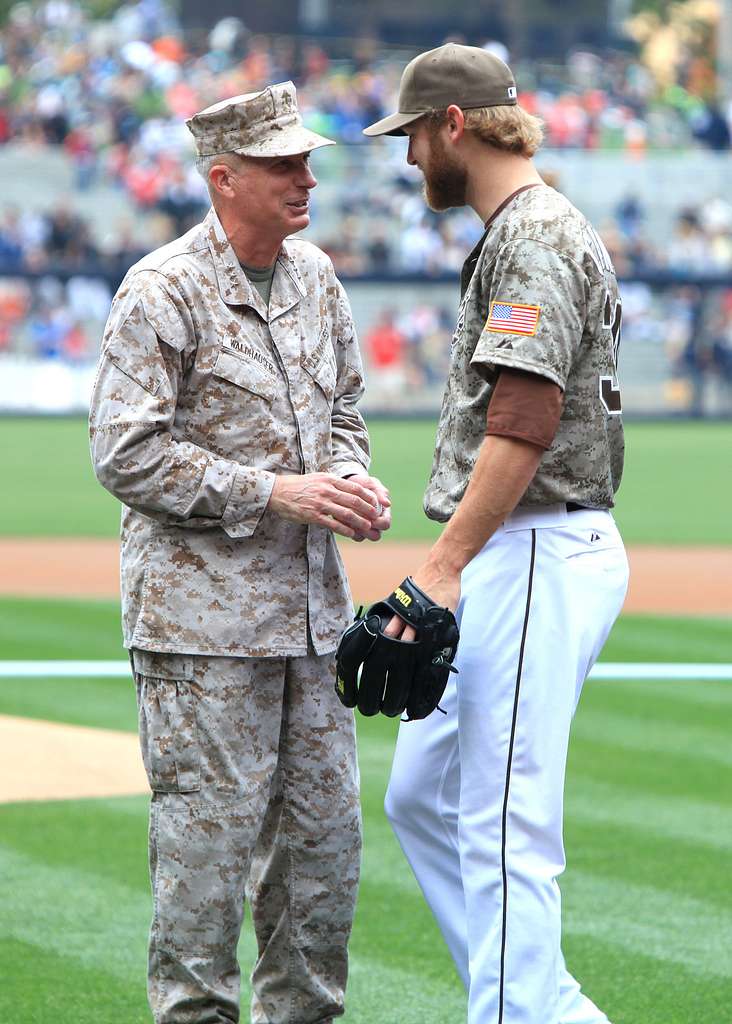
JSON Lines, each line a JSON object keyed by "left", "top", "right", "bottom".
{"left": 1, "top": 416, "right": 730, "bottom": 543}
{"left": 1, "top": 602, "right": 730, "bottom": 1023}
{"left": 1, "top": 417, "right": 731, "bottom": 1023}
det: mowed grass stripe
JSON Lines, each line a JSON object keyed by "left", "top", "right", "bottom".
{"left": 0, "top": 938, "right": 150, "bottom": 1024}
{"left": 0, "top": 797, "right": 150, "bottom": 885}
{"left": 2, "top": 809, "right": 727, "bottom": 1019}
{"left": 345, "top": 957, "right": 466, "bottom": 1024}
{"left": 358, "top": 785, "right": 731, "bottom": 910}
{"left": 1, "top": 845, "right": 157, "bottom": 980}
{"left": 600, "top": 615, "right": 732, "bottom": 664}
{"left": 566, "top": 819, "right": 731, "bottom": 906}
{"left": 564, "top": 870, "right": 732, "bottom": 980}
{"left": 353, "top": 819, "right": 732, "bottom": 981}
{"left": 0, "top": 675, "right": 138, "bottom": 732}
{"left": 0, "top": 832, "right": 465, "bottom": 1023}
{"left": 586, "top": 677, "right": 732, "bottom": 730}
{"left": 571, "top": 737, "right": 728, "bottom": 803}
{"left": 1, "top": 713, "right": 729, "bottom": 1021}
{"left": 560, "top": 935, "right": 729, "bottom": 1024}
{"left": 573, "top": 708, "right": 732, "bottom": 768}
{"left": 566, "top": 778, "right": 732, "bottom": 853}
{"left": 585, "top": 677, "right": 732, "bottom": 714}
{"left": 0, "top": 597, "right": 123, "bottom": 659}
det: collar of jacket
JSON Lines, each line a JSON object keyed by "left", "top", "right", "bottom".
{"left": 205, "top": 207, "right": 307, "bottom": 322}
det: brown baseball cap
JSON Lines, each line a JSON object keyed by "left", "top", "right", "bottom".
{"left": 363, "top": 43, "right": 517, "bottom": 137}
{"left": 187, "top": 81, "right": 335, "bottom": 158}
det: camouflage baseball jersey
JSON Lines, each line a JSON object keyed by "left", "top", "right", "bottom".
{"left": 424, "top": 184, "right": 624, "bottom": 521}
{"left": 89, "top": 208, "right": 369, "bottom": 657}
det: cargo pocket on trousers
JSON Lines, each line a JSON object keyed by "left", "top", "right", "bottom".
{"left": 132, "top": 650, "right": 201, "bottom": 794}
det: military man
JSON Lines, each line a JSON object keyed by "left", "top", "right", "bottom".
{"left": 363, "top": 45, "right": 629, "bottom": 1024}
{"left": 90, "top": 83, "right": 388, "bottom": 1024}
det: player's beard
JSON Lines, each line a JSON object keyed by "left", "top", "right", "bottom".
{"left": 421, "top": 133, "right": 468, "bottom": 211}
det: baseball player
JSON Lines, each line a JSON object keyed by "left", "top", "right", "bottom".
{"left": 363, "top": 45, "right": 629, "bottom": 1024}
{"left": 89, "top": 84, "right": 389, "bottom": 1024}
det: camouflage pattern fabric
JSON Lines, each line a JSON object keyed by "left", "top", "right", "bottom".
{"left": 424, "top": 184, "right": 625, "bottom": 522}
{"left": 89, "top": 207, "right": 369, "bottom": 657}
{"left": 186, "top": 81, "right": 335, "bottom": 158}
{"left": 133, "top": 648, "right": 360, "bottom": 1024}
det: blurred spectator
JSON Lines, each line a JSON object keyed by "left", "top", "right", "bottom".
{"left": 399, "top": 218, "right": 442, "bottom": 274}
{"left": 366, "top": 309, "right": 404, "bottom": 364}
{"left": 710, "top": 292, "right": 732, "bottom": 382}
{"left": 46, "top": 201, "right": 97, "bottom": 265}
{"left": 667, "top": 210, "right": 715, "bottom": 273}
{"left": 64, "top": 124, "right": 98, "bottom": 189}
{"left": 690, "top": 104, "right": 731, "bottom": 152}
{"left": 0, "top": 207, "right": 23, "bottom": 266}
{"left": 615, "top": 193, "right": 644, "bottom": 241}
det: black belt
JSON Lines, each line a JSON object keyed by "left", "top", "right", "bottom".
{"left": 566, "top": 502, "right": 589, "bottom": 512}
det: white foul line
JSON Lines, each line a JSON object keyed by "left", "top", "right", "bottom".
{"left": 0, "top": 661, "right": 731, "bottom": 680}
{"left": 590, "top": 663, "right": 732, "bottom": 680}
{"left": 0, "top": 661, "right": 131, "bottom": 678}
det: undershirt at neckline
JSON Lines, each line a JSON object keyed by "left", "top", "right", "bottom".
{"left": 241, "top": 260, "right": 276, "bottom": 306}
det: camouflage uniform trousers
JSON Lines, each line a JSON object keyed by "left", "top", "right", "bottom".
{"left": 131, "top": 647, "right": 361, "bottom": 1024}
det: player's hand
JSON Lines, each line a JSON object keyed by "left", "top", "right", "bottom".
{"left": 383, "top": 563, "right": 461, "bottom": 642}
{"left": 268, "top": 472, "right": 381, "bottom": 540}
{"left": 345, "top": 474, "right": 392, "bottom": 541}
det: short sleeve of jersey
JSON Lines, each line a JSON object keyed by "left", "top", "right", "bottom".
{"left": 471, "top": 238, "right": 590, "bottom": 389}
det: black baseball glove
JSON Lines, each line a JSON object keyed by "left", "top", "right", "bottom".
{"left": 335, "top": 576, "right": 459, "bottom": 721}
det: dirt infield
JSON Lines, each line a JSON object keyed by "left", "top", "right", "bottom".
{"left": 0, "top": 714, "right": 148, "bottom": 803}
{"left": 0, "top": 537, "right": 730, "bottom": 615}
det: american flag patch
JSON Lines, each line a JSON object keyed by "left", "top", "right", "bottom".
{"left": 485, "top": 300, "right": 541, "bottom": 336}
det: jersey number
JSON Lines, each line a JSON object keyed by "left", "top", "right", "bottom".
{"left": 599, "top": 294, "right": 622, "bottom": 415}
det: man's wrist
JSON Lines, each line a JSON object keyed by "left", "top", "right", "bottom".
{"left": 426, "top": 536, "right": 472, "bottom": 579}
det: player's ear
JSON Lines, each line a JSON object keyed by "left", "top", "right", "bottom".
{"left": 445, "top": 104, "right": 466, "bottom": 144}
{"left": 209, "top": 160, "right": 238, "bottom": 199}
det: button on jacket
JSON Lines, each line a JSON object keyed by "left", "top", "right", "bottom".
{"left": 89, "top": 208, "right": 370, "bottom": 657}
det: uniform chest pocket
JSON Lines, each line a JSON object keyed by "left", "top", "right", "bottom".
{"left": 301, "top": 344, "right": 336, "bottom": 402}
{"left": 212, "top": 348, "right": 277, "bottom": 403}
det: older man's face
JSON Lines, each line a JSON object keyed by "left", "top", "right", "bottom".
{"left": 226, "top": 151, "right": 318, "bottom": 241}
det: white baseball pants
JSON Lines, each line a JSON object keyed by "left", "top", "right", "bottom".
{"left": 385, "top": 505, "right": 629, "bottom": 1024}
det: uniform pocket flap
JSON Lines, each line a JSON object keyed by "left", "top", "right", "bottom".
{"left": 212, "top": 348, "right": 276, "bottom": 402}
{"left": 105, "top": 313, "right": 166, "bottom": 396}
{"left": 132, "top": 649, "right": 194, "bottom": 681}
{"left": 301, "top": 350, "right": 336, "bottom": 400}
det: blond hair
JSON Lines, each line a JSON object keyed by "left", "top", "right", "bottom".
{"left": 426, "top": 104, "right": 544, "bottom": 158}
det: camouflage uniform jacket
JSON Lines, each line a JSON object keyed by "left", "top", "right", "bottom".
{"left": 89, "top": 208, "right": 369, "bottom": 657}
{"left": 424, "top": 184, "right": 625, "bottom": 522}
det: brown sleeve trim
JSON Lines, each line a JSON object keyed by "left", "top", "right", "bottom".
{"left": 486, "top": 368, "right": 564, "bottom": 451}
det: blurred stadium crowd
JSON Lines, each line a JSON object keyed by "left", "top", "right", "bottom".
{"left": 2, "top": 0, "right": 732, "bottom": 275}
{"left": 0, "top": 0, "right": 731, "bottom": 413}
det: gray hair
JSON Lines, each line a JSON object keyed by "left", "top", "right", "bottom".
{"left": 195, "top": 153, "right": 218, "bottom": 183}
{"left": 195, "top": 152, "right": 244, "bottom": 196}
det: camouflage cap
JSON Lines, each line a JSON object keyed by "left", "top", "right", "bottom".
{"left": 363, "top": 43, "right": 517, "bottom": 137}
{"left": 187, "top": 81, "right": 335, "bottom": 158}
